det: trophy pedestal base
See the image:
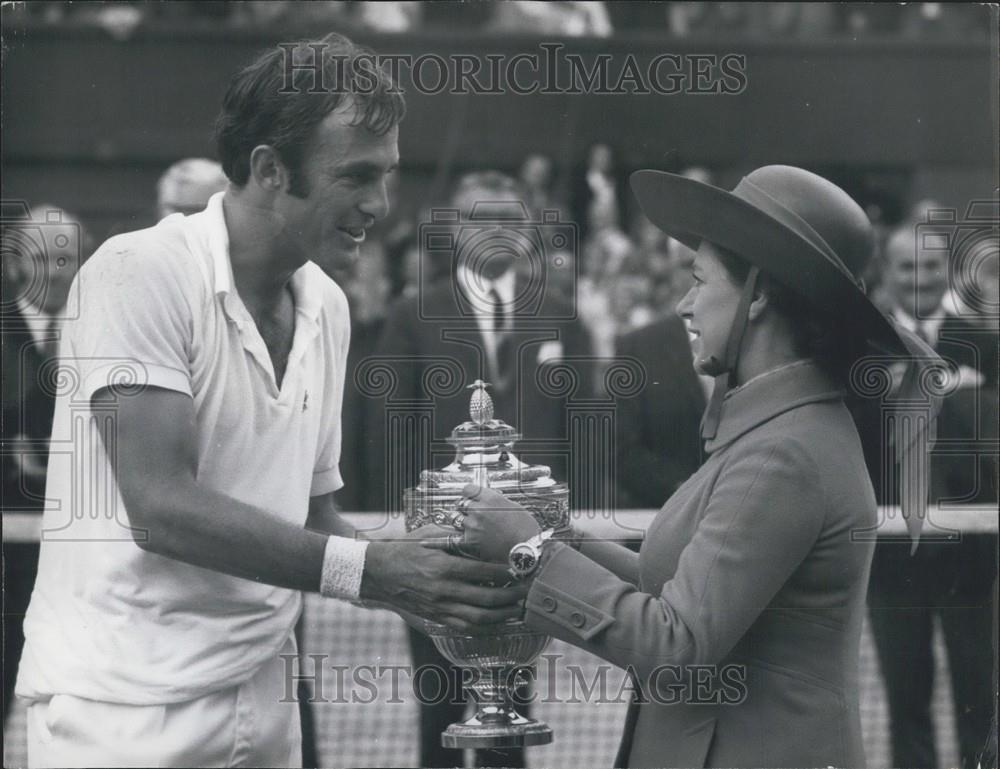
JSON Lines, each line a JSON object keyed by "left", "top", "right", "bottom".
{"left": 442, "top": 711, "right": 553, "bottom": 748}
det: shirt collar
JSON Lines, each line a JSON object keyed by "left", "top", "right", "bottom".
{"left": 189, "top": 191, "right": 234, "bottom": 298}
{"left": 891, "top": 305, "right": 944, "bottom": 345}
{"left": 198, "top": 191, "right": 323, "bottom": 323}
{"left": 456, "top": 264, "right": 516, "bottom": 314}
{"left": 704, "top": 359, "right": 843, "bottom": 454}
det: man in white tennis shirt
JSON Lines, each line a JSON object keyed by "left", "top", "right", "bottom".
{"left": 15, "top": 33, "right": 524, "bottom": 768}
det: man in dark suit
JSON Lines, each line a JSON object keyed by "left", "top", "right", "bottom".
{"left": 613, "top": 315, "right": 706, "bottom": 509}
{"left": 2, "top": 204, "right": 87, "bottom": 717}
{"left": 365, "top": 171, "right": 593, "bottom": 767}
{"left": 866, "top": 225, "right": 998, "bottom": 769}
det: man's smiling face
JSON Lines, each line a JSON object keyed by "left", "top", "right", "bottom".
{"left": 275, "top": 100, "right": 399, "bottom": 276}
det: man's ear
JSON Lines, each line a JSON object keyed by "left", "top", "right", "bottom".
{"left": 248, "top": 145, "right": 287, "bottom": 192}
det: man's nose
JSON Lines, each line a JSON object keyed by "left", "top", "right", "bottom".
{"left": 360, "top": 180, "right": 390, "bottom": 222}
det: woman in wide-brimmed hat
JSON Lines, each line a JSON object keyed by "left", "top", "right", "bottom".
{"left": 447, "top": 165, "right": 941, "bottom": 768}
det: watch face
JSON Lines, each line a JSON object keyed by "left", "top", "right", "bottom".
{"left": 509, "top": 545, "right": 538, "bottom": 575}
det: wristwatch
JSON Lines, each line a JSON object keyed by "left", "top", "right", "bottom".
{"left": 508, "top": 529, "right": 556, "bottom": 580}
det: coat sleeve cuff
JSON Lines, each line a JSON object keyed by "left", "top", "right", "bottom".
{"left": 525, "top": 542, "right": 617, "bottom": 642}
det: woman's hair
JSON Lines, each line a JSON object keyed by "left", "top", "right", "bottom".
{"left": 714, "top": 246, "right": 867, "bottom": 386}
{"left": 214, "top": 32, "right": 405, "bottom": 197}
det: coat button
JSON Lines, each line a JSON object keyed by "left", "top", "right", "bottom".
{"left": 570, "top": 611, "right": 586, "bottom": 628}
{"left": 541, "top": 596, "right": 557, "bottom": 613}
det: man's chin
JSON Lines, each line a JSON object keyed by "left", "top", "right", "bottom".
{"left": 314, "top": 246, "right": 359, "bottom": 279}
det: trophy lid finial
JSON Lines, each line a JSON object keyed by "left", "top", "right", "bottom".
{"left": 468, "top": 380, "right": 494, "bottom": 425}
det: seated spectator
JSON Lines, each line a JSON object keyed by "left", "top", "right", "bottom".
{"left": 355, "top": 1, "right": 421, "bottom": 33}
{"left": 898, "top": 2, "right": 991, "bottom": 41}
{"left": 571, "top": 143, "right": 627, "bottom": 243}
{"left": 233, "top": 1, "right": 351, "bottom": 31}
{"left": 868, "top": 198, "right": 946, "bottom": 313}
{"left": 605, "top": 1, "right": 670, "bottom": 32}
{"left": 542, "top": 245, "right": 578, "bottom": 308}
{"left": 582, "top": 211, "right": 633, "bottom": 283}
{"left": 578, "top": 219, "right": 633, "bottom": 363}
{"left": 608, "top": 254, "right": 655, "bottom": 335}
{"left": 945, "top": 236, "right": 998, "bottom": 331}
{"left": 519, "top": 153, "right": 566, "bottom": 219}
{"left": 836, "top": 2, "right": 905, "bottom": 37}
{"left": 490, "top": 1, "right": 612, "bottom": 37}
{"left": 744, "top": 2, "right": 836, "bottom": 38}
{"left": 156, "top": 158, "right": 229, "bottom": 219}
{"left": 421, "top": 0, "right": 494, "bottom": 30}
{"left": 668, "top": 2, "right": 750, "bottom": 36}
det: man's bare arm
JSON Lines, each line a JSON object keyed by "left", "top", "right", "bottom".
{"left": 306, "top": 492, "right": 356, "bottom": 538}
{"left": 104, "top": 386, "right": 328, "bottom": 589}
{"left": 101, "top": 385, "right": 525, "bottom": 631}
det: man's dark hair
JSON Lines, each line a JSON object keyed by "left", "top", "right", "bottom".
{"left": 214, "top": 32, "right": 405, "bottom": 197}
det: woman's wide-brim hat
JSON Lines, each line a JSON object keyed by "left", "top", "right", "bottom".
{"left": 632, "top": 165, "right": 943, "bottom": 549}
{"left": 630, "top": 165, "right": 925, "bottom": 359}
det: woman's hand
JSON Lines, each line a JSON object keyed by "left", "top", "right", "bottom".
{"left": 457, "top": 483, "right": 541, "bottom": 564}
{"left": 365, "top": 524, "right": 528, "bottom": 633}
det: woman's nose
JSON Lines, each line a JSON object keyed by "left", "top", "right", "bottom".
{"left": 676, "top": 288, "right": 694, "bottom": 319}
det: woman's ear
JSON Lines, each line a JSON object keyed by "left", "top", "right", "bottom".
{"left": 747, "top": 282, "right": 771, "bottom": 322}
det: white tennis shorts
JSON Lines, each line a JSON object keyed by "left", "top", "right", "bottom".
{"left": 25, "top": 634, "right": 302, "bottom": 768}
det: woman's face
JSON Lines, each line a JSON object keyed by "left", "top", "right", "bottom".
{"left": 676, "top": 242, "right": 743, "bottom": 376}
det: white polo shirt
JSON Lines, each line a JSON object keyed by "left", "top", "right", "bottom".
{"left": 17, "top": 192, "right": 350, "bottom": 705}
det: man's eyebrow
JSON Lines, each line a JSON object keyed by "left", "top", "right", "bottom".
{"left": 338, "top": 160, "right": 399, "bottom": 175}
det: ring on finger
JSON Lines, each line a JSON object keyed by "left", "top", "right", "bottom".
{"left": 446, "top": 532, "right": 465, "bottom": 556}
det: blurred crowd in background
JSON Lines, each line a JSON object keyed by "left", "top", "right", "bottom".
{"left": 4, "top": 145, "right": 998, "bottom": 768}
{"left": 16, "top": 0, "right": 992, "bottom": 41}
{"left": 5, "top": 147, "right": 997, "bottom": 499}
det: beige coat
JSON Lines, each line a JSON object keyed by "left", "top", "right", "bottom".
{"left": 525, "top": 361, "right": 876, "bottom": 767}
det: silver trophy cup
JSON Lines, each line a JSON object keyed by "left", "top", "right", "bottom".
{"left": 403, "top": 380, "right": 568, "bottom": 748}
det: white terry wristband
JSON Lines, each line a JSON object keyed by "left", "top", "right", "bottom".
{"left": 319, "top": 536, "right": 369, "bottom": 601}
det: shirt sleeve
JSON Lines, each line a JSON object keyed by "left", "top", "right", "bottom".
{"left": 311, "top": 285, "right": 351, "bottom": 496}
{"left": 524, "top": 436, "right": 827, "bottom": 686}
{"left": 64, "top": 238, "right": 195, "bottom": 404}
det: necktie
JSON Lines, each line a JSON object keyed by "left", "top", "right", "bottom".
{"left": 489, "top": 288, "right": 506, "bottom": 334}
{"left": 917, "top": 320, "right": 935, "bottom": 348}
{"left": 489, "top": 288, "right": 512, "bottom": 388}
{"left": 43, "top": 316, "right": 60, "bottom": 360}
